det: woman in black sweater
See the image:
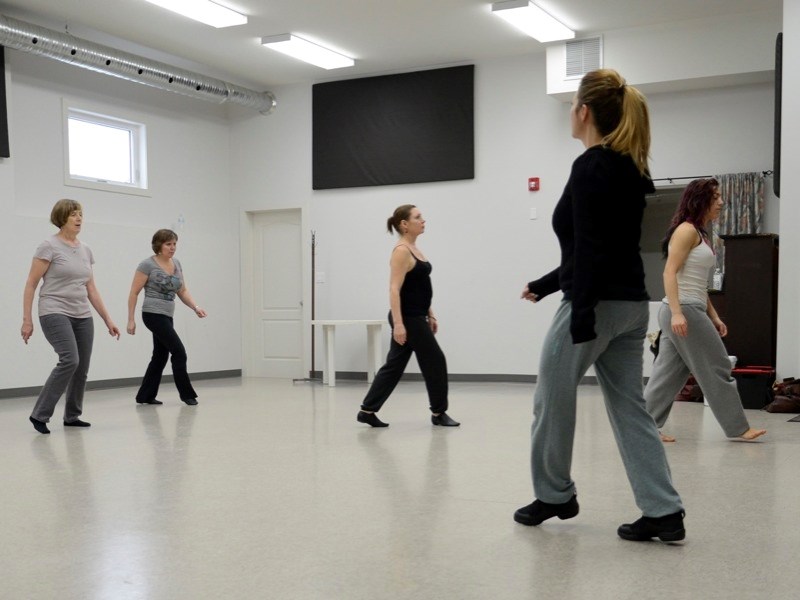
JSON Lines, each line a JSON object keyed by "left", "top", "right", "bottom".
{"left": 514, "top": 69, "right": 685, "bottom": 542}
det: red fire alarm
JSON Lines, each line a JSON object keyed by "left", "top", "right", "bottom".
{"left": 528, "top": 177, "right": 540, "bottom": 192}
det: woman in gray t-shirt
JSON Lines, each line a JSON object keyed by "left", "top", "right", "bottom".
{"left": 126, "top": 229, "right": 207, "bottom": 405}
{"left": 21, "top": 199, "right": 121, "bottom": 434}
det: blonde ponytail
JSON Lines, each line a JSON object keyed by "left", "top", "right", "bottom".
{"left": 577, "top": 69, "right": 651, "bottom": 176}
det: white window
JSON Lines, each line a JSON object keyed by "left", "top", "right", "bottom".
{"left": 63, "top": 104, "right": 149, "bottom": 195}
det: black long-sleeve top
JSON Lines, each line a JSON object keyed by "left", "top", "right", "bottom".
{"left": 527, "top": 145, "right": 653, "bottom": 344}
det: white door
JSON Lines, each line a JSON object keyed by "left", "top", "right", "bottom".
{"left": 251, "top": 210, "right": 303, "bottom": 378}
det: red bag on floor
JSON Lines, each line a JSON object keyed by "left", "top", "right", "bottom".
{"left": 675, "top": 376, "right": 703, "bottom": 403}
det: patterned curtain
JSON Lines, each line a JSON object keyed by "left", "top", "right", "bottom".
{"left": 711, "top": 172, "right": 765, "bottom": 272}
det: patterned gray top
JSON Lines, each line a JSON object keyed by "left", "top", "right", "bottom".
{"left": 137, "top": 257, "right": 184, "bottom": 317}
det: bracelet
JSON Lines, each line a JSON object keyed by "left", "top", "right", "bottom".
{"left": 194, "top": 306, "right": 201, "bottom": 311}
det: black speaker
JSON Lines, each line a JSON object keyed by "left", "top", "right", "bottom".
{"left": 774, "top": 33, "right": 782, "bottom": 198}
{"left": 0, "top": 46, "right": 9, "bottom": 158}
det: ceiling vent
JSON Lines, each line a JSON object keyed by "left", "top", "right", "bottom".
{"left": 0, "top": 13, "right": 276, "bottom": 113}
{"left": 565, "top": 36, "right": 602, "bottom": 80}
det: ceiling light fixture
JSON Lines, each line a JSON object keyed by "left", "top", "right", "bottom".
{"left": 260, "top": 34, "right": 354, "bottom": 70}
{"left": 491, "top": 0, "right": 574, "bottom": 43}
{"left": 143, "top": 0, "right": 247, "bottom": 28}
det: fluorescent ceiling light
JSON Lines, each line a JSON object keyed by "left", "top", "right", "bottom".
{"left": 143, "top": 0, "right": 247, "bottom": 28}
{"left": 491, "top": 0, "right": 575, "bottom": 43}
{"left": 261, "top": 34, "right": 354, "bottom": 70}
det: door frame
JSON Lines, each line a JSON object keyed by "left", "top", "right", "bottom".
{"left": 240, "top": 208, "right": 310, "bottom": 377}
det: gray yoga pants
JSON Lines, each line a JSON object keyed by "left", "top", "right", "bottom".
{"left": 644, "top": 303, "right": 749, "bottom": 438}
{"left": 531, "top": 300, "right": 683, "bottom": 518}
{"left": 31, "top": 314, "right": 94, "bottom": 423}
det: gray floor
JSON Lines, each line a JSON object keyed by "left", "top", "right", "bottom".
{"left": 0, "top": 377, "right": 796, "bottom": 600}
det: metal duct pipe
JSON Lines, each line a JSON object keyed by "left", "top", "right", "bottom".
{"left": 0, "top": 13, "right": 276, "bottom": 114}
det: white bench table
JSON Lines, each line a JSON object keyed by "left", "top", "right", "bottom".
{"left": 312, "top": 320, "right": 385, "bottom": 387}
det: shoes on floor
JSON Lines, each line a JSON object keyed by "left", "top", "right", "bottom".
{"left": 431, "top": 412, "right": 460, "bottom": 427}
{"left": 617, "top": 510, "right": 686, "bottom": 542}
{"left": 136, "top": 398, "right": 163, "bottom": 405}
{"left": 29, "top": 416, "right": 50, "bottom": 434}
{"left": 357, "top": 411, "right": 389, "bottom": 427}
{"left": 182, "top": 398, "right": 199, "bottom": 406}
{"left": 514, "top": 496, "right": 579, "bottom": 526}
{"left": 64, "top": 419, "right": 91, "bottom": 428}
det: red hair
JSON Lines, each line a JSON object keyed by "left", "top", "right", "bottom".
{"left": 661, "top": 178, "right": 719, "bottom": 257}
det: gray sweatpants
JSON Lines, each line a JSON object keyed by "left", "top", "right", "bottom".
{"left": 644, "top": 303, "right": 749, "bottom": 438}
{"left": 531, "top": 300, "right": 683, "bottom": 518}
{"left": 31, "top": 314, "right": 94, "bottom": 423}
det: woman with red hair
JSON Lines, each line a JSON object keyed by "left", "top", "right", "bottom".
{"left": 644, "top": 178, "right": 766, "bottom": 442}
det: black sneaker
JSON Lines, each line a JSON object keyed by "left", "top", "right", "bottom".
{"left": 617, "top": 510, "right": 686, "bottom": 542}
{"left": 431, "top": 412, "right": 460, "bottom": 427}
{"left": 357, "top": 411, "right": 389, "bottom": 427}
{"left": 136, "top": 398, "right": 163, "bottom": 405}
{"left": 29, "top": 416, "right": 50, "bottom": 434}
{"left": 514, "top": 496, "right": 579, "bottom": 526}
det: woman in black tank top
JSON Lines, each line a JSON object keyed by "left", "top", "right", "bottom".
{"left": 357, "top": 205, "right": 459, "bottom": 427}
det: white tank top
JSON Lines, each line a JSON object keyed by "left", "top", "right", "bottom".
{"left": 663, "top": 234, "right": 715, "bottom": 306}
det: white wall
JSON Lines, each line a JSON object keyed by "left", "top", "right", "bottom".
{"left": 649, "top": 85, "right": 775, "bottom": 178}
{"left": 777, "top": 2, "right": 800, "bottom": 378}
{"left": 230, "top": 53, "right": 777, "bottom": 379}
{"left": 1, "top": 51, "right": 242, "bottom": 390}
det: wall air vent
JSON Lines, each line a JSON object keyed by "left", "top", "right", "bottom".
{"left": 565, "top": 36, "right": 602, "bottom": 79}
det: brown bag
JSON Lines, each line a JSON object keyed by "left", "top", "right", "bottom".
{"left": 773, "top": 377, "right": 800, "bottom": 397}
{"left": 764, "top": 394, "right": 800, "bottom": 413}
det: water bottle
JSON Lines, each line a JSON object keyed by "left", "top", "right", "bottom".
{"left": 712, "top": 268, "right": 723, "bottom": 290}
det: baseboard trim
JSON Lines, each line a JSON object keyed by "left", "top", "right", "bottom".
{"left": 309, "top": 371, "right": 604, "bottom": 385}
{"left": 0, "top": 369, "right": 242, "bottom": 400}
{"left": 3, "top": 369, "right": 628, "bottom": 399}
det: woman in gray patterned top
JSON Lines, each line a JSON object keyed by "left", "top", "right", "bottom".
{"left": 22, "top": 199, "right": 121, "bottom": 434}
{"left": 127, "top": 229, "right": 207, "bottom": 406}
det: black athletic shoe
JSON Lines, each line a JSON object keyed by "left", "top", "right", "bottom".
{"left": 514, "top": 496, "right": 579, "bottom": 526}
{"left": 617, "top": 510, "right": 686, "bottom": 542}
{"left": 357, "top": 411, "right": 389, "bottom": 427}
{"left": 64, "top": 419, "right": 91, "bottom": 427}
{"left": 136, "top": 398, "right": 163, "bottom": 405}
{"left": 182, "top": 398, "right": 199, "bottom": 406}
{"left": 29, "top": 416, "right": 50, "bottom": 434}
{"left": 431, "top": 412, "right": 460, "bottom": 427}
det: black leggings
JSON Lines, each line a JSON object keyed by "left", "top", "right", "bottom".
{"left": 136, "top": 312, "right": 197, "bottom": 402}
{"left": 361, "top": 313, "right": 448, "bottom": 414}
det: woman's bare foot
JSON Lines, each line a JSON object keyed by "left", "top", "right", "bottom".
{"left": 732, "top": 428, "right": 767, "bottom": 442}
{"left": 659, "top": 431, "right": 676, "bottom": 443}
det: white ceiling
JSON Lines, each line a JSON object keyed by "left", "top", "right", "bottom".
{"left": 0, "top": 0, "right": 782, "bottom": 91}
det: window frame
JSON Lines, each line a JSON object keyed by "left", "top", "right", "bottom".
{"left": 62, "top": 101, "right": 150, "bottom": 196}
